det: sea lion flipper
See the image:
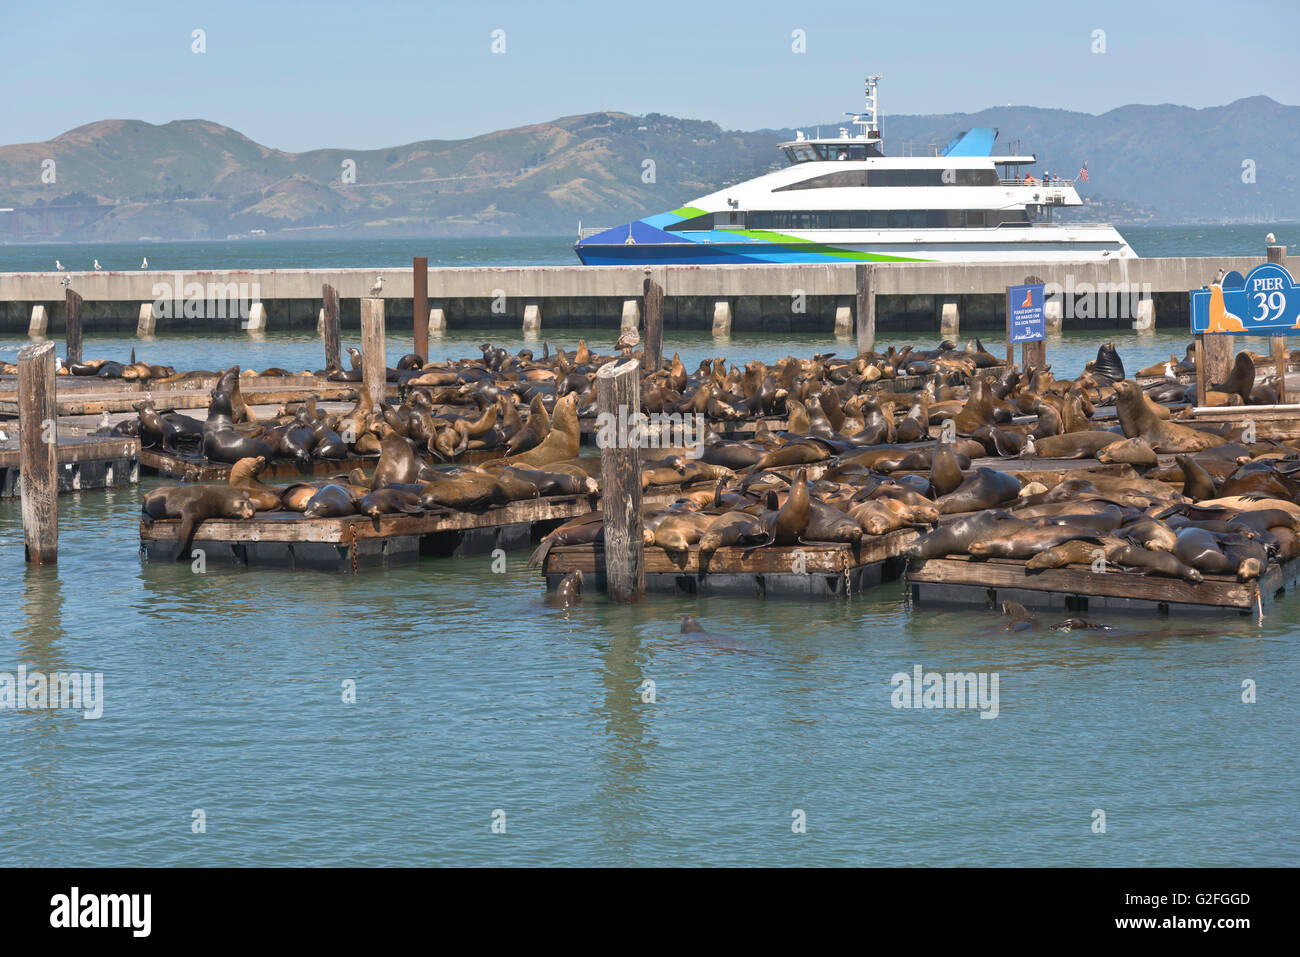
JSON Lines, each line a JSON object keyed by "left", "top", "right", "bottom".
{"left": 174, "top": 513, "right": 198, "bottom": 562}
{"left": 528, "top": 538, "right": 553, "bottom": 568}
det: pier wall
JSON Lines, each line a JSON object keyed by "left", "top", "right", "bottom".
{"left": 0, "top": 257, "right": 1259, "bottom": 335}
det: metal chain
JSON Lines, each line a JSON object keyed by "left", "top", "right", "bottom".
{"left": 349, "top": 523, "right": 358, "bottom": 575}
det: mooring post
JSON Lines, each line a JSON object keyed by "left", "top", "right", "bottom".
{"left": 1194, "top": 334, "right": 1208, "bottom": 407}
{"left": 643, "top": 269, "right": 664, "bottom": 373}
{"left": 855, "top": 264, "right": 876, "bottom": 356}
{"left": 64, "top": 288, "right": 83, "bottom": 366}
{"left": 596, "top": 359, "right": 644, "bottom": 603}
{"left": 1203, "top": 334, "right": 1234, "bottom": 397}
{"left": 322, "top": 283, "right": 341, "bottom": 371}
{"left": 413, "top": 256, "right": 428, "bottom": 362}
{"left": 361, "top": 297, "right": 387, "bottom": 408}
{"left": 18, "top": 340, "right": 58, "bottom": 563}
{"left": 1271, "top": 336, "right": 1289, "bottom": 405}
{"left": 1266, "top": 244, "right": 1287, "bottom": 266}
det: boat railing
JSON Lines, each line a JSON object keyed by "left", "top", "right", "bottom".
{"left": 1000, "top": 178, "right": 1075, "bottom": 187}
{"left": 577, "top": 226, "right": 611, "bottom": 240}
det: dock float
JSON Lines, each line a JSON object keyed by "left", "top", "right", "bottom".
{"left": 543, "top": 529, "right": 919, "bottom": 597}
{"left": 904, "top": 555, "right": 1300, "bottom": 616}
{"left": 0, "top": 376, "right": 380, "bottom": 416}
{"left": 0, "top": 429, "right": 139, "bottom": 498}
{"left": 139, "top": 492, "right": 599, "bottom": 571}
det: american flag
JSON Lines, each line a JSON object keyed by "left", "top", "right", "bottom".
{"left": 1078, "top": 163, "right": 1089, "bottom": 183}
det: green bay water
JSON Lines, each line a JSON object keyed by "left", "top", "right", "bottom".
{"left": 1, "top": 229, "right": 1298, "bottom": 866}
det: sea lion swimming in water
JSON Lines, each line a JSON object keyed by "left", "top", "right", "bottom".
{"left": 554, "top": 570, "right": 582, "bottom": 606}
{"left": 141, "top": 485, "right": 256, "bottom": 561}
{"left": 1001, "top": 600, "right": 1037, "bottom": 632}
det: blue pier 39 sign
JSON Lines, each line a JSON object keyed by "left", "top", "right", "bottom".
{"left": 1009, "top": 283, "right": 1046, "bottom": 343}
{"left": 1191, "top": 262, "right": 1300, "bottom": 334}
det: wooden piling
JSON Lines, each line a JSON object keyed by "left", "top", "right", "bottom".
{"left": 1267, "top": 244, "right": 1287, "bottom": 266}
{"left": 322, "top": 283, "right": 341, "bottom": 371}
{"left": 65, "top": 288, "right": 83, "bottom": 366}
{"left": 413, "top": 256, "right": 428, "bottom": 363}
{"left": 361, "top": 297, "right": 387, "bottom": 408}
{"left": 595, "top": 359, "right": 644, "bottom": 602}
{"left": 855, "top": 264, "right": 876, "bottom": 357}
{"left": 643, "top": 270, "right": 664, "bottom": 373}
{"left": 1271, "top": 336, "right": 1289, "bottom": 405}
{"left": 1194, "top": 335, "right": 1208, "bottom": 407}
{"left": 1203, "top": 333, "right": 1235, "bottom": 394}
{"left": 17, "top": 341, "right": 58, "bottom": 563}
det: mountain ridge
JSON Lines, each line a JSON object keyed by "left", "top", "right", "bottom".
{"left": 1, "top": 96, "right": 1294, "bottom": 242}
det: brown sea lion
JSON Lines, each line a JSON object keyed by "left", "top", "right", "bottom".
{"left": 228, "top": 456, "right": 282, "bottom": 511}
{"left": 1110, "top": 544, "right": 1204, "bottom": 582}
{"left": 933, "top": 467, "right": 1022, "bottom": 514}
{"left": 929, "top": 443, "right": 965, "bottom": 496}
{"left": 141, "top": 485, "right": 256, "bottom": 561}
{"left": 698, "top": 510, "right": 768, "bottom": 561}
{"left": 905, "top": 510, "right": 1027, "bottom": 559}
{"left": 1032, "top": 431, "right": 1125, "bottom": 459}
{"left": 1097, "top": 436, "right": 1158, "bottom": 466}
{"left": 303, "top": 484, "right": 357, "bottom": 518}
{"left": 1115, "top": 380, "right": 1226, "bottom": 452}
{"left": 505, "top": 392, "right": 579, "bottom": 468}
{"left": 370, "top": 429, "right": 429, "bottom": 488}
{"left": 1025, "top": 537, "right": 1127, "bottom": 570}
{"left": 554, "top": 570, "right": 583, "bottom": 606}
{"left": 746, "top": 466, "right": 811, "bottom": 549}
{"left": 1174, "top": 454, "right": 1217, "bottom": 501}
{"left": 968, "top": 524, "right": 1102, "bottom": 559}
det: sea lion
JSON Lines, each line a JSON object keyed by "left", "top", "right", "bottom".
{"left": 554, "top": 570, "right": 583, "bottom": 606}
{"left": 905, "top": 509, "right": 1027, "bottom": 559}
{"left": 933, "top": 467, "right": 1022, "bottom": 514}
{"left": 929, "top": 443, "right": 965, "bottom": 496}
{"left": 1032, "top": 431, "right": 1124, "bottom": 459}
{"left": 303, "top": 484, "right": 357, "bottom": 518}
{"left": 505, "top": 392, "right": 579, "bottom": 468}
{"left": 202, "top": 385, "right": 276, "bottom": 465}
{"left": 141, "top": 485, "right": 256, "bottom": 561}
{"left": 1001, "top": 600, "right": 1037, "bottom": 632}
{"left": 746, "top": 466, "right": 811, "bottom": 549}
{"left": 1111, "top": 543, "right": 1204, "bottom": 582}
{"left": 1174, "top": 454, "right": 1217, "bottom": 500}
{"left": 1172, "top": 527, "right": 1234, "bottom": 574}
{"left": 1097, "top": 436, "right": 1157, "bottom": 466}
{"left": 1092, "top": 342, "right": 1125, "bottom": 383}
{"left": 228, "top": 456, "right": 282, "bottom": 511}
{"left": 1025, "top": 537, "right": 1127, "bottom": 570}
{"left": 698, "top": 510, "right": 768, "bottom": 561}
{"left": 370, "top": 429, "right": 429, "bottom": 488}
{"left": 1212, "top": 351, "right": 1255, "bottom": 405}
{"left": 1115, "top": 380, "right": 1226, "bottom": 452}
{"left": 968, "top": 524, "right": 1101, "bottom": 559}
{"left": 420, "top": 472, "right": 509, "bottom": 510}
{"left": 357, "top": 487, "right": 425, "bottom": 517}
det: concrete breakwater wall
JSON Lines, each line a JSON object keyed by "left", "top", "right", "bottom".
{"left": 0, "top": 257, "right": 1262, "bottom": 336}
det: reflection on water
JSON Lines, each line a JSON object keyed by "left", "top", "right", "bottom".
{"left": 0, "top": 327, "right": 1296, "bottom": 866}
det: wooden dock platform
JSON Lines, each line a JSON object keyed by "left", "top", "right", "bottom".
{"left": 0, "top": 429, "right": 139, "bottom": 498}
{"left": 139, "top": 492, "right": 599, "bottom": 571}
{"left": 0, "top": 375, "right": 382, "bottom": 417}
{"left": 542, "top": 528, "right": 919, "bottom": 597}
{"left": 904, "top": 554, "right": 1300, "bottom": 616}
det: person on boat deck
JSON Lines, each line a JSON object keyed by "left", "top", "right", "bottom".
{"left": 1025, "top": 173, "right": 1035, "bottom": 186}
{"left": 1042, "top": 169, "right": 1050, "bottom": 184}
{"left": 837, "top": 149, "right": 847, "bottom": 160}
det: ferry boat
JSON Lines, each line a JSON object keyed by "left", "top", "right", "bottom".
{"left": 574, "top": 75, "right": 1135, "bottom": 265}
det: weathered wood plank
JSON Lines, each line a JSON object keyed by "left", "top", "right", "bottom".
{"left": 18, "top": 341, "right": 58, "bottom": 562}
{"left": 596, "top": 358, "right": 644, "bottom": 601}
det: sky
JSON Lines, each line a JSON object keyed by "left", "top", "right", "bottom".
{"left": 3, "top": 0, "right": 1297, "bottom": 152}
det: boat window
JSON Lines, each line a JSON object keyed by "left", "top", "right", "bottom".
{"left": 787, "top": 144, "right": 818, "bottom": 163}
{"left": 745, "top": 209, "right": 1027, "bottom": 230}
{"left": 774, "top": 170, "right": 870, "bottom": 192}
{"left": 966, "top": 211, "right": 987, "bottom": 227}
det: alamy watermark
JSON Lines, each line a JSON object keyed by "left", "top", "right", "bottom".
{"left": 595, "top": 406, "right": 706, "bottom": 458}
{"left": 1, "top": 665, "right": 103, "bottom": 719}
{"left": 151, "top": 273, "right": 260, "bottom": 320}
{"left": 890, "top": 664, "right": 999, "bottom": 719}
{"left": 1045, "top": 276, "right": 1152, "bottom": 320}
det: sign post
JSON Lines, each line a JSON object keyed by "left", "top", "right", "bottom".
{"left": 1007, "top": 281, "right": 1046, "bottom": 370}
{"left": 1190, "top": 261, "right": 1300, "bottom": 406}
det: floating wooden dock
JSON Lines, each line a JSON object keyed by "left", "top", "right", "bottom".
{"left": 0, "top": 375, "right": 385, "bottom": 416}
{"left": 1185, "top": 404, "right": 1300, "bottom": 441}
{"left": 543, "top": 528, "right": 919, "bottom": 597}
{"left": 904, "top": 554, "right": 1300, "bottom": 616}
{"left": 139, "top": 492, "right": 599, "bottom": 571}
{"left": 0, "top": 429, "right": 139, "bottom": 498}
{"left": 137, "top": 447, "right": 379, "bottom": 482}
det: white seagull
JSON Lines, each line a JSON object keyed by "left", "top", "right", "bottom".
{"left": 1164, "top": 361, "right": 1178, "bottom": 381}
{"left": 369, "top": 275, "right": 384, "bottom": 295}
{"left": 60, "top": 275, "right": 71, "bottom": 288}
{"left": 55, "top": 260, "right": 65, "bottom": 271}
{"left": 93, "top": 259, "right": 102, "bottom": 270}
{"left": 141, "top": 257, "right": 149, "bottom": 269}
{"left": 1266, "top": 232, "right": 1276, "bottom": 245}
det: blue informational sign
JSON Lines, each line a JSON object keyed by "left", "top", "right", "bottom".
{"left": 1191, "top": 262, "right": 1300, "bottom": 334}
{"left": 1009, "top": 283, "right": 1046, "bottom": 343}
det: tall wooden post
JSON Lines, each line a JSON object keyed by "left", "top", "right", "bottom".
{"left": 642, "top": 270, "right": 664, "bottom": 373}
{"left": 1271, "top": 336, "right": 1289, "bottom": 405}
{"left": 361, "top": 297, "right": 387, "bottom": 408}
{"left": 855, "top": 264, "right": 876, "bottom": 357}
{"left": 1194, "top": 335, "right": 1208, "bottom": 407}
{"left": 322, "top": 283, "right": 341, "bottom": 371}
{"left": 596, "top": 359, "right": 643, "bottom": 603}
{"left": 1266, "top": 244, "right": 1286, "bottom": 266}
{"left": 413, "top": 256, "right": 428, "bottom": 363}
{"left": 18, "top": 340, "right": 58, "bottom": 563}
{"left": 65, "top": 288, "right": 83, "bottom": 366}
{"left": 1204, "top": 334, "right": 1235, "bottom": 395}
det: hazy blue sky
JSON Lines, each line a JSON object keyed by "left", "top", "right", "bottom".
{"left": 4, "top": 0, "right": 1297, "bottom": 151}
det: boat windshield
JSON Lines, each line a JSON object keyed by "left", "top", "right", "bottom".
{"left": 783, "top": 142, "right": 882, "bottom": 163}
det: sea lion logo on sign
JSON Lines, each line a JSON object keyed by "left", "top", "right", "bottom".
{"left": 1191, "top": 263, "right": 1300, "bottom": 334}
{"left": 1009, "top": 283, "right": 1045, "bottom": 343}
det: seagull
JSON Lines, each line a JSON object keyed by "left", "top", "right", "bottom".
{"left": 141, "top": 257, "right": 149, "bottom": 269}
{"left": 1266, "top": 232, "right": 1276, "bottom": 245}
{"left": 93, "top": 259, "right": 102, "bottom": 270}
{"left": 1164, "top": 361, "right": 1178, "bottom": 381}
{"left": 1213, "top": 268, "right": 1225, "bottom": 285}
{"left": 55, "top": 260, "right": 64, "bottom": 271}
{"left": 60, "top": 275, "right": 71, "bottom": 288}
{"left": 615, "top": 326, "right": 640, "bottom": 355}
{"left": 98, "top": 410, "right": 111, "bottom": 430}
{"left": 369, "top": 275, "right": 384, "bottom": 295}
